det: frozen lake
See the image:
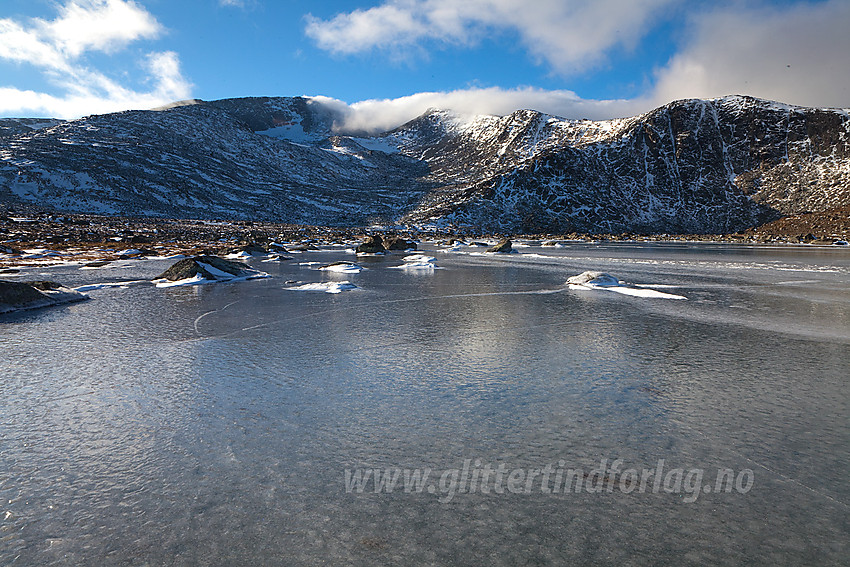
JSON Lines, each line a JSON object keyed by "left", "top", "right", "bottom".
{"left": 2, "top": 242, "right": 849, "bottom": 565}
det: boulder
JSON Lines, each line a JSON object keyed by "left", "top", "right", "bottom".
{"left": 229, "top": 243, "right": 268, "bottom": 256}
{"left": 267, "top": 242, "right": 289, "bottom": 253}
{"left": 287, "top": 243, "right": 317, "bottom": 251}
{"left": 383, "top": 236, "right": 417, "bottom": 251}
{"left": 486, "top": 239, "right": 513, "bottom": 253}
{"left": 356, "top": 235, "right": 386, "bottom": 254}
{"left": 565, "top": 271, "right": 620, "bottom": 286}
{"left": 0, "top": 280, "right": 87, "bottom": 314}
{"left": 155, "top": 255, "right": 256, "bottom": 282}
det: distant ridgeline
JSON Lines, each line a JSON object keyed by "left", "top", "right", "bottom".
{"left": 1, "top": 95, "right": 849, "bottom": 234}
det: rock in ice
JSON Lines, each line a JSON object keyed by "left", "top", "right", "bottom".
{"left": 152, "top": 255, "right": 269, "bottom": 287}
{"left": 565, "top": 271, "right": 621, "bottom": 287}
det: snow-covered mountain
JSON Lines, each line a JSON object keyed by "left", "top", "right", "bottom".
{"left": 1, "top": 95, "right": 848, "bottom": 233}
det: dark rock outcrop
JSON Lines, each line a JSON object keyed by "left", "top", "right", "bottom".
{"left": 155, "top": 255, "right": 255, "bottom": 282}
{"left": 486, "top": 239, "right": 513, "bottom": 253}
{"left": 286, "top": 243, "right": 317, "bottom": 251}
{"left": 383, "top": 236, "right": 417, "bottom": 251}
{"left": 230, "top": 243, "right": 269, "bottom": 256}
{"left": 267, "top": 242, "right": 289, "bottom": 253}
{"left": 356, "top": 235, "right": 386, "bottom": 254}
{"left": 0, "top": 280, "right": 87, "bottom": 314}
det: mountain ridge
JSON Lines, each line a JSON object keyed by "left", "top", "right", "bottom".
{"left": 1, "top": 94, "right": 848, "bottom": 233}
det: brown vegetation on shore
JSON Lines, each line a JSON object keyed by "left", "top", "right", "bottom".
{"left": 1, "top": 206, "right": 847, "bottom": 268}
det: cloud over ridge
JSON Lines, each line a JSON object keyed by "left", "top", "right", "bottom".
{"left": 305, "top": 0, "right": 850, "bottom": 135}
{"left": 311, "top": 87, "right": 646, "bottom": 135}
{"left": 651, "top": 0, "right": 850, "bottom": 109}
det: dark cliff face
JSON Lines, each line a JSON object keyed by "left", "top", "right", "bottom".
{"left": 399, "top": 96, "right": 850, "bottom": 233}
{"left": 1, "top": 95, "right": 848, "bottom": 233}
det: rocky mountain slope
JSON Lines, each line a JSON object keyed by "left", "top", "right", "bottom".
{"left": 1, "top": 95, "right": 848, "bottom": 233}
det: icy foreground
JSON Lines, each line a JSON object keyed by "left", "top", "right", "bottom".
{"left": 1, "top": 241, "right": 848, "bottom": 566}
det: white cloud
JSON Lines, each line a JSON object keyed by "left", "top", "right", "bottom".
{"left": 0, "top": 0, "right": 191, "bottom": 118}
{"left": 305, "top": 0, "right": 676, "bottom": 73}
{"left": 0, "top": 20, "right": 68, "bottom": 73}
{"left": 45, "top": 0, "right": 161, "bottom": 57}
{"left": 312, "top": 87, "right": 647, "bottom": 135}
{"left": 649, "top": 0, "right": 850, "bottom": 109}
{"left": 308, "top": 0, "right": 850, "bottom": 136}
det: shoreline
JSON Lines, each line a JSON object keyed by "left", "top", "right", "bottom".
{"left": 2, "top": 209, "right": 848, "bottom": 269}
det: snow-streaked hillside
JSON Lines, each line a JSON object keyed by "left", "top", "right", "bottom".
{"left": 1, "top": 95, "right": 848, "bottom": 233}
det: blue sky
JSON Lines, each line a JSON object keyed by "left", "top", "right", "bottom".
{"left": 1, "top": 0, "right": 848, "bottom": 131}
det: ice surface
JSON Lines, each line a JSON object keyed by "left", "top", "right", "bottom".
{"left": 2, "top": 242, "right": 850, "bottom": 566}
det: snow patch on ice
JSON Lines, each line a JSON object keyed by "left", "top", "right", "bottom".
{"left": 402, "top": 254, "right": 436, "bottom": 263}
{"left": 566, "top": 271, "right": 687, "bottom": 299}
{"left": 74, "top": 280, "right": 148, "bottom": 292}
{"left": 285, "top": 281, "right": 358, "bottom": 293}
{"left": 319, "top": 262, "right": 363, "bottom": 273}
{"left": 391, "top": 254, "right": 438, "bottom": 270}
{"left": 153, "top": 274, "right": 207, "bottom": 288}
